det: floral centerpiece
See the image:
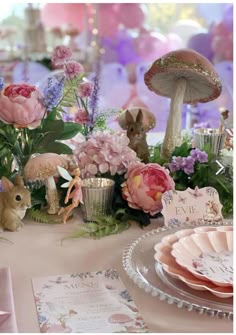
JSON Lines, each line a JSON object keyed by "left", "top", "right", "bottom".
{"left": 0, "top": 45, "right": 233, "bottom": 237}
{"left": 0, "top": 45, "right": 109, "bottom": 219}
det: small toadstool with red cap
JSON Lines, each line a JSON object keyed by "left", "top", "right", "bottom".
{"left": 23, "top": 153, "right": 68, "bottom": 214}
{"left": 144, "top": 49, "right": 222, "bottom": 159}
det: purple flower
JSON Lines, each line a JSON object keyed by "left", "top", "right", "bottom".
{"left": 169, "top": 155, "right": 195, "bottom": 175}
{"left": 182, "top": 156, "right": 195, "bottom": 175}
{"left": 0, "top": 180, "right": 4, "bottom": 192}
{"left": 169, "top": 156, "right": 184, "bottom": 172}
{"left": 190, "top": 149, "right": 208, "bottom": 163}
{"left": 0, "top": 77, "right": 4, "bottom": 91}
{"left": 43, "top": 77, "right": 65, "bottom": 111}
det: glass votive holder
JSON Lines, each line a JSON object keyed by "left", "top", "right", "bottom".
{"left": 80, "top": 178, "right": 115, "bottom": 222}
{"left": 194, "top": 128, "right": 226, "bottom": 156}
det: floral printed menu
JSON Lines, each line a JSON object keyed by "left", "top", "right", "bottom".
{"left": 32, "top": 269, "right": 148, "bottom": 333}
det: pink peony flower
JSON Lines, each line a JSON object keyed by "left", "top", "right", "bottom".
{"left": 51, "top": 45, "right": 72, "bottom": 65}
{"left": 73, "top": 130, "right": 139, "bottom": 178}
{"left": 0, "top": 83, "right": 46, "bottom": 128}
{"left": 122, "top": 163, "right": 175, "bottom": 215}
{"left": 64, "top": 60, "right": 84, "bottom": 79}
{"left": 74, "top": 108, "right": 89, "bottom": 125}
{"left": 78, "top": 81, "right": 94, "bottom": 98}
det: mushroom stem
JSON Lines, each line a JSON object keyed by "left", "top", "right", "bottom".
{"left": 45, "top": 176, "right": 60, "bottom": 214}
{"left": 161, "top": 78, "right": 187, "bottom": 160}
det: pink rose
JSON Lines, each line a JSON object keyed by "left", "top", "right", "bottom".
{"left": 64, "top": 60, "right": 84, "bottom": 79}
{"left": 74, "top": 108, "right": 89, "bottom": 125}
{"left": 0, "top": 83, "right": 46, "bottom": 128}
{"left": 78, "top": 81, "right": 94, "bottom": 97}
{"left": 51, "top": 45, "right": 72, "bottom": 65}
{"left": 122, "top": 163, "right": 175, "bottom": 215}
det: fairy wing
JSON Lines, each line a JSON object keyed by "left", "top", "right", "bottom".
{"left": 57, "top": 166, "right": 72, "bottom": 188}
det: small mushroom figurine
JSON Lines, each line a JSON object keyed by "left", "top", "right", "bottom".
{"left": 23, "top": 153, "right": 68, "bottom": 214}
{"left": 118, "top": 107, "right": 156, "bottom": 163}
{"left": 144, "top": 49, "right": 222, "bottom": 159}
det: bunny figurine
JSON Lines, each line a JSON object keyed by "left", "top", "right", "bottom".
{"left": 0, "top": 175, "right": 31, "bottom": 232}
{"left": 126, "top": 109, "right": 149, "bottom": 163}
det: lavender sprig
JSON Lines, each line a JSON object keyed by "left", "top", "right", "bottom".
{"left": 43, "top": 77, "right": 65, "bottom": 111}
{"left": 0, "top": 77, "right": 4, "bottom": 91}
{"left": 88, "top": 63, "right": 101, "bottom": 131}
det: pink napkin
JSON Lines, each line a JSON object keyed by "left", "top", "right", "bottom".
{"left": 0, "top": 267, "right": 18, "bottom": 333}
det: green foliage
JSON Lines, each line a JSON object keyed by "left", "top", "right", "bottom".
{"left": 163, "top": 141, "right": 233, "bottom": 218}
{"left": 0, "top": 110, "right": 80, "bottom": 179}
{"left": 26, "top": 208, "right": 51, "bottom": 223}
{"left": 62, "top": 209, "right": 130, "bottom": 242}
{"left": 0, "top": 235, "right": 13, "bottom": 244}
{"left": 149, "top": 143, "right": 167, "bottom": 165}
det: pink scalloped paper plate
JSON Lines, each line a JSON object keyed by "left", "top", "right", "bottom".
{"left": 171, "top": 230, "right": 233, "bottom": 287}
{"left": 154, "top": 226, "right": 233, "bottom": 298}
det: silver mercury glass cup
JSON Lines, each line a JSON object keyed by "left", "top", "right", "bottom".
{"left": 194, "top": 128, "right": 226, "bottom": 156}
{"left": 81, "top": 178, "right": 115, "bottom": 222}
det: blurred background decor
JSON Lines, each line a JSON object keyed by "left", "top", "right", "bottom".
{"left": 0, "top": 3, "right": 233, "bottom": 132}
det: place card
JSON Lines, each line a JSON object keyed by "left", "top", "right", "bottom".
{"left": 32, "top": 269, "right": 148, "bottom": 333}
{"left": 161, "top": 186, "right": 223, "bottom": 227}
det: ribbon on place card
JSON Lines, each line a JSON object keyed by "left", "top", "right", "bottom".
{"left": 161, "top": 186, "right": 223, "bottom": 227}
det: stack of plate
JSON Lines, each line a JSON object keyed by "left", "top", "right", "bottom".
{"left": 154, "top": 226, "right": 233, "bottom": 299}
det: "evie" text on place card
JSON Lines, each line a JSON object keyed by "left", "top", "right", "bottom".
{"left": 161, "top": 186, "right": 223, "bottom": 227}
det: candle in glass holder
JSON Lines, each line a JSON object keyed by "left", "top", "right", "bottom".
{"left": 81, "top": 178, "right": 115, "bottom": 222}
{"left": 194, "top": 128, "right": 226, "bottom": 156}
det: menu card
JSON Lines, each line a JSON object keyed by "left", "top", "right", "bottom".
{"left": 32, "top": 269, "right": 148, "bottom": 333}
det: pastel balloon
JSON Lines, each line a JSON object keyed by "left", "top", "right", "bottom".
{"left": 13, "top": 61, "right": 50, "bottom": 86}
{"left": 88, "top": 63, "right": 131, "bottom": 110}
{"left": 135, "top": 63, "right": 170, "bottom": 131}
{"left": 197, "top": 61, "right": 233, "bottom": 126}
{"left": 196, "top": 3, "right": 226, "bottom": 24}
{"left": 101, "top": 31, "right": 140, "bottom": 65}
{"left": 187, "top": 33, "right": 214, "bottom": 61}
{"left": 41, "top": 3, "right": 92, "bottom": 30}
{"left": 171, "top": 19, "right": 207, "bottom": 44}
{"left": 118, "top": 4, "right": 145, "bottom": 29}
{"left": 135, "top": 31, "right": 168, "bottom": 62}
{"left": 223, "top": 4, "right": 233, "bottom": 32}
{"left": 165, "top": 33, "right": 184, "bottom": 52}
{"left": 97, "top": 4, "right": 120, "bottom": 37}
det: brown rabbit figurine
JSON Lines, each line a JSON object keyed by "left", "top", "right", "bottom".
{"left": 0, "top": 175, "right": 31, "bottom": 232}
{"left": 126, "top": 109, "right": 149, "bottom": 163}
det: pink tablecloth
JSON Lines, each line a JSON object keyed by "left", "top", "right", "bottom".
{"left": 0, "top": 267, "right": 18, "bottom": 333}
{"left": 0, "top": 212, "right": 233, "bottom": 333}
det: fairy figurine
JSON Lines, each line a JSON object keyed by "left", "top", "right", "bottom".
{"left": 57, "top": 166, "right": 83, "bottom": 223}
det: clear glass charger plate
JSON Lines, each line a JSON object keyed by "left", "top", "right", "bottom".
{"left": 123, "top": 224, "right": 233, "bottom": 320}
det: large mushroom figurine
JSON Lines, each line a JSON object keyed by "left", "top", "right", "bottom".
{"left": 23, "top": 153, "right": 68, "bottom": 214}
{"left": 144, "top": 49, "right": 222, "bottom": 160}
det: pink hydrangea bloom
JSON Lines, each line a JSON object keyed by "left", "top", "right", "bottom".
{"left": 78, "top": 82, "right": 94, "bottom": 98}
{"left": 0, "top": 83, "right": 46, "bottom": 129}
{"left": 73, "top": 130, "right": 139, "bottom": 178}
{"left": 51, "top": 45, "right": 72, "bottom": 65}
{"left": 64, "top": 60, "right": 84, "bottom": 79}
{"left": 121, "top": 163, "right": 175, "bottom": 215}
{"left": 74, "top": 108, "right": 89, "bottom": 125}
